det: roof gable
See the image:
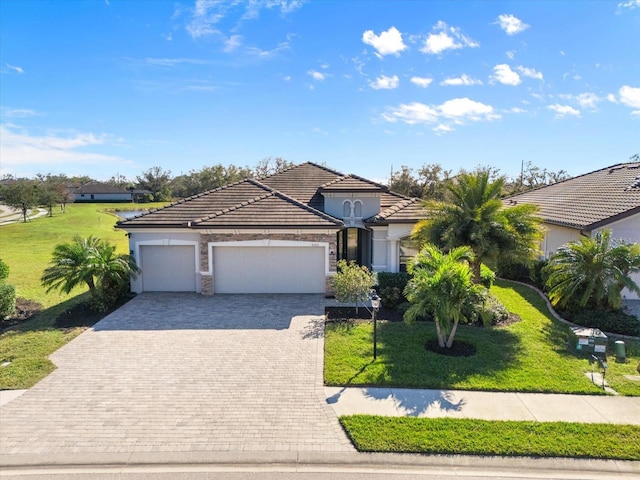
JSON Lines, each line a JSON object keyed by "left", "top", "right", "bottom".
{"left": 504, "top": 162, "right": 640, "bottom": 230}
{"left": 319, "top": 174, "right": 389, "bottom": 194}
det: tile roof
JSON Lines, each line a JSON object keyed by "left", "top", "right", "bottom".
{"left": 503, "top": 162, "right": 640, "bottom": 230}
{"left": 259, "top": 162, "right": 343, "bottom": 210}
{"left": 73, "top": 181, "right": 131, "bottom": 195}
{"left": 368, "top": 198, "right": 427, "bottom": 223}
{"left": 319, "top": 174, "right": 388, "bottom": 193}
{"left": 118, "top": 162, "right": 424, "bottom": 229}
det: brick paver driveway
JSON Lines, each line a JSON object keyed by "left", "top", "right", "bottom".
{"left": 0, "top": 294, "right": 353, "bottom": 455}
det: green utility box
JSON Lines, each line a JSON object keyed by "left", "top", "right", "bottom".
{"left": 571, "top": 327, "right": 608, "bottom": 357}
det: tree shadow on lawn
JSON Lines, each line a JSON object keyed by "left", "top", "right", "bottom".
{"left": 0, "top": 292, "right": 104, "bottom": 334}
{"left": 347, "top": 320, "right": 523, "bottom": 390}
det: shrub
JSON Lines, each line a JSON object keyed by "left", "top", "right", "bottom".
{"left": 0, "top": 259, "right": 9, "bottom": 281}
{"left": 378, "top": 272, "right": 410, "bottom": 308}
{"left": 480, "top": 264, "right": 496, "bottom": 289}
{"left": 529, "top": 258, "right": 548, "bottom": 290}
{"left": 0, "top": 283, "right": 16, "bottom": 321}
{"left": 561, "top": 309, "right": 640, "bottom": 337}
{"left": 495, "top": 258, "right": 529, "bottom": 282}
{"left": 332, "top": 260, "right": 376, "bottom": 312}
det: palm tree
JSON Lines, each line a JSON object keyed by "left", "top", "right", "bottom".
{"left": 404, "top": 244, "right": 484, "bottom": 348}
{"left": 411, "top": 170, "right": 543, "bottom": 283}
{"left": 41, "top": 236, "right": 139, "bottom": 307}
{"left": 544, "top": 230, "right": 640, "bottom": 311}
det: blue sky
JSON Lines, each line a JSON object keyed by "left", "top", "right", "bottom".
{"left": 1, "top": 0, "right": 639, "bottom": 184}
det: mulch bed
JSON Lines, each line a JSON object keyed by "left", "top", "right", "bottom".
{"left": 0, "top": 298, "right": 43, "bottom": 331}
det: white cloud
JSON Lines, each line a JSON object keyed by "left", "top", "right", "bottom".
{"left": 574, "top": 92, "right": 601, "bottom": 109}
{"left": 517, "top": 66, "right": 543, "bottom": 80}
{"left": 607, "top": 93, "right": 618, "bottom": 103}
{"left": 5, "top": 63, "right": 24, "bottom": 74}
{"left": 439, "top": 98, "right": 498, "bottom": 121}
{"left": 547, "top": 104, "right": 581, "bottom": 118}
{"left": 506, "top": 50, "right": 515, "bottom": 60}
{"left": 362, "top": 26, "right": 407, "bottom": 57}
{"left": 496, "top": 14, "right": 530, "bottom": 35}
{"left": 307, "top": 70, "right": 326, "bottom": 81}
{"left": 440, "top": 74, "right": 482, "bottom": 86}
{"left": 420, "top": 21, "right": 479, "bottom": 55}
{"left": 410, "top": 76, "right": 433, "bottom": 88}
{"left": 370, "top": 74, "right": 399, "bottom": 90}
{"left": 617, "top": 0, "right": 640, "bottom": 11}
{"left": 492, "top": 64, "right": 521, "bottom": 86}
{"left": 382, "top": 97, "right": 499, "bottom": 132}
{"left": 0, "top": 125, "right": 129, "bottom": 176}
{"left": 0, "top": 107, "right": 40, "bottom": 118}
{"left": 224, "top": 34, "right": 243, "bottom": 52}
{"left": 383, "top": 102, "right": 439, "bottom": 124}
{"left": 619, "top": 85, "right": 640, "bottom": 111}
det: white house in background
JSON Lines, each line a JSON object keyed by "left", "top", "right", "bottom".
{"left": 72, "top": 181, "right": 132, "bottom": 202}
{"left": 505, "top": 161, "right": 640, "bottom": 299}
{"left": 116, "top": 162, "right": 426, "bottom": 295}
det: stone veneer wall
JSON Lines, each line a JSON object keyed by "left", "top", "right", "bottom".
{"left": 199, "top": 232, "right": 338, "bottom": 295}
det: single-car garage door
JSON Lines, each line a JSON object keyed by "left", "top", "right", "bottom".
{"left": 213, "top": 246, "right": 325, "bottom": 294}
{"left": 140, "top": 245, "right": 197, "bottom": 292}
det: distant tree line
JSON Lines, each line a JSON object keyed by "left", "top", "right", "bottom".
{"left": 388, "top": 161, "right": 571, "bottom": 200}
{"left": 0, "top": 157, "right": 294, "bottom": 216}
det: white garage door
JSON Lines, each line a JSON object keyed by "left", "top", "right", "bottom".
{"left": 214, "top": 246, "right": 325, "bottom": 294}
{"left": 140, "top": 245, "right": 196, "bottom": 292}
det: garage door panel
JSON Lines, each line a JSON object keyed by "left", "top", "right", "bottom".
{"left": 141, "top": 245, "right": 196, "bottom": 292}
{"left": 214, "top": 246, "right": 325, "bottom": 294}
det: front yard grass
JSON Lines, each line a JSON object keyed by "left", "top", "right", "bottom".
{"left": 0, "top": 203, "right": 166, "bottom": 390}
{"left": 325, "top": 279, "right": 640, "bottom": 395}
{"left": 340, "top": 416, "right": 640, "bottom": 460}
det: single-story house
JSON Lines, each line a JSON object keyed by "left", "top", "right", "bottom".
{"left": 504, "top": 161, "right": 640, "bottom": 299}
{"left": 117, "top": 162, "right": 426, "bottom": 294}
{"left": 72, "top": 182, "right": 132, "bottom": 202}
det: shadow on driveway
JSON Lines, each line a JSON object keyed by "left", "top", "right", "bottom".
{"left": 92, "top": 292, "right": 328, "bottom": 331}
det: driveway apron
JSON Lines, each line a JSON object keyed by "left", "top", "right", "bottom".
{"left": 0, "top": 293, "right": 353, "bottom": 454}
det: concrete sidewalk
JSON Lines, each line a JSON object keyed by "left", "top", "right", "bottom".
{"left": 325, "top": 386, "right": 640, "bottom": 424}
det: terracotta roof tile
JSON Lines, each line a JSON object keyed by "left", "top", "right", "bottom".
{"left": 369, "top": 198, "right": 427, "bottom": 223}
{"left": 504, "top": 162, "right": 640, "bottom": 230}
{"left": 118, "top": 162, "right": 423, "bottom": 229}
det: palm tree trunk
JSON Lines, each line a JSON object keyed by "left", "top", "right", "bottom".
{"left": 435, "top": 320, "right": 446, "bottom": 348}
{"left": 445, "top": 318, "right": 459, "bottom": 348}
{"left": 471, "top": 260, "right": 482, "bottom": 285}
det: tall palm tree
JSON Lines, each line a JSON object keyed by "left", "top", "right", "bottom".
{"left": 404, "top": 244, "right": 484, "bottom": 348}
{"left": 544, "top": 230, "right": 640, "bottom": 311}
{"left": 412, "top": 170, "right": 543, "bottom": 283}
{"left": 41, "top": 235, "right": 139, "bottom": 307}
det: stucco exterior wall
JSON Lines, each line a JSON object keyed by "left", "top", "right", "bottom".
{"left": 596, "top": 213, "right": 640, "bottom": 300}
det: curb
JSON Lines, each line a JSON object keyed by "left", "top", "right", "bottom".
{"left": 1, "top": 451, "right": 639, "bottom": 474}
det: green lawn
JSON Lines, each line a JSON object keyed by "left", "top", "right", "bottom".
{"left": 340, "top": 416, "right": 640, "bottom": 460}
{"left": 0, "top": 203, "right": 164, "bottom": 307}
{"left": 0, "top": 203, "right": 165, "bottom": 389}
{"left": 325, "top": 279, "right": 640, "bottom": 395}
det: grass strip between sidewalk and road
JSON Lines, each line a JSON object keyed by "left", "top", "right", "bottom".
{"left": 340, "top": 415, "right": 640, "bottom": 461}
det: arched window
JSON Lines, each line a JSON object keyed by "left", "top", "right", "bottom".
{"left": 353, "top": 200, "right": 362, "bottom": 217}
{"left": 343, "top": 200, "right": 352, "bottom": 217}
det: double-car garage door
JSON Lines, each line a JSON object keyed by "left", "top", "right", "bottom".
{"left": 139, "top": 244, "right": 326, "bottom": 294}
{"left": 213, "top": 246, "right": 325, "bottom": 294}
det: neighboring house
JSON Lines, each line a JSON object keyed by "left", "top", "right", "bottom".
{"left": 505, "top": 161, "right": 640, "bottom": 299}
{"left": 72, "top": 182, "right": 132, "bottom": 202}
{"left": 117, "top": 162, "right": 425, "bottom": 294}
